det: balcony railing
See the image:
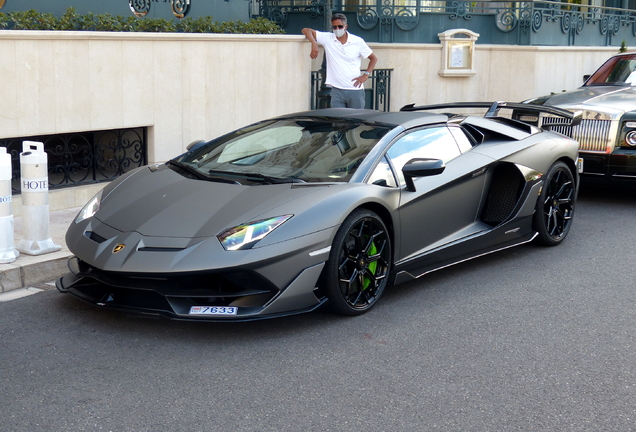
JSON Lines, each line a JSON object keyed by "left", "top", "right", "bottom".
{"left": 259, "top": 0, "right": 636, "bottom": 46}
{"left": 311, "top": 68, "right": 392, "bottom": 111}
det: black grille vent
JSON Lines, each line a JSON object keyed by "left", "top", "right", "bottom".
{"left": 137, "top": 247, "right": 186, "bottom": 252}
{"left": 481, "top": 164, "right": 524, "bottom": 226}
{"left": 84, "top": 231, "right": 108, "bottom": 244}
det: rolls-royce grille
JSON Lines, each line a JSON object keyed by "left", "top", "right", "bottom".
{"left": 540, "top": 117, "right": 612, "bottom": 153}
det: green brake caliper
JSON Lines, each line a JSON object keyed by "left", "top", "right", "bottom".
{"left": 363, "top": 241, "right": 378, "bottom": 290}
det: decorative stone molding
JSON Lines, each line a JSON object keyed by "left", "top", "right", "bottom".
{"left": 438, "top": 28, "right": 479, "bottom": 77}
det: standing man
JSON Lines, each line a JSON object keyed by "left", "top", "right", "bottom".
{"left": 302, "top": 13, "right": 378, "bottom": 109}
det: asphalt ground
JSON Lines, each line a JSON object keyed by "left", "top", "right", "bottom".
{"left": 1, "top": 187, "right": 635, "bottom": 431}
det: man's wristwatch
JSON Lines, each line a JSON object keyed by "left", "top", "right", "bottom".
{"left": 362, "top": 71, "right": 370, "bottom": 76}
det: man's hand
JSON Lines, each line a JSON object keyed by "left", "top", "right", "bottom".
{"left": 352, "top": 74, "right": 369, "bottom": 88}
{"left": 310, "top": 42, "right": 320, "bottom": 59}
{"left": 302, "top": 28, "right": 320, "bottom": 59}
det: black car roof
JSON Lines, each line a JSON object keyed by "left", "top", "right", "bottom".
{"left": 275, "top": 108, "right": 449, "bottom": 129}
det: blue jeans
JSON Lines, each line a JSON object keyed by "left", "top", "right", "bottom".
{"left": 330, "top": 87, "right": 366, "bottom": 109}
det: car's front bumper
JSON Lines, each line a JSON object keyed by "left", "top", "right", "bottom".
{"left": 580, "top": 148, "right": 636, "bottom": 186}
{"left": 57, "top": 256, "right": 328, "bottom": 321}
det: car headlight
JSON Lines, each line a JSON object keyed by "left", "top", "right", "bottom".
{"left": 626, "top": 131, "right": 636, "bottom": 146}
{"left": 75, "top": 189, "right": 104, "bottom": 224}
{"left": 217, "top": 215, "right": 292, "bottom": 250}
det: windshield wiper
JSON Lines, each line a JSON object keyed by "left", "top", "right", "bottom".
{"left": 208, "top": 170, "right": 303, "bottom": 184}
{"left": 239, "top": 172, "right": 306, "bottom": 184}
{"left": 168, "top": 161, "right": 241, "bottom": 184}
{"left": 167, "top": 160, "right": 209, "bottom": 180}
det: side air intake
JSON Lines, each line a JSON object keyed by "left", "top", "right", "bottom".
{"left": 481, "top": 164, "right": 524, "bottom": 226}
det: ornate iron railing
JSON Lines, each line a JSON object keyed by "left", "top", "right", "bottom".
{"left": 0, "top": 127, "right": 147, "bottom": 194}
{"left": 260, "top": 0, "right": 636, "bottom": 46}
{"left": 311, "top": 68, "right": 392, "bottom": 111}
{"left": 128, "top": 0, "right": 191, "bottom": 19}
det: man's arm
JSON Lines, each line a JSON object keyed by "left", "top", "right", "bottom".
{"left": 352, "top": 52, "right": 379, "bottom": 88}
{"left": 365, "top": 53, "right": 378, "bottom": 74}
{"left": 301, "top": 28, "right": 320, "bottom": 59}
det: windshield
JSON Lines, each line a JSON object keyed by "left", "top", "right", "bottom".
{"left": 585, "top": 54, "right": 636, "bottom": 86}
{"left": 171, "top": 118, "right": 392, "bottom": 184}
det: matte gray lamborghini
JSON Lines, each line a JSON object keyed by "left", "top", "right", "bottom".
{"left": 57, "top": 102, "right": 581, "bottom": 321}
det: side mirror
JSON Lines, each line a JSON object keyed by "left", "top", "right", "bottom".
{"left": 186, "top": 140, "right": 207, "bottom": 151}
{"left": 583, "top": 74, "right": 590, "bottom": 84}
{"left": 402, "top": 158, "right": 446, "bottom": 192}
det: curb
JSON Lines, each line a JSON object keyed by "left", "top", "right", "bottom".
{"left": 0, "top": 207, "right": 79, "bottom": 294}
{"left": 0, "top": 253, "right": 72, "bottom": 293}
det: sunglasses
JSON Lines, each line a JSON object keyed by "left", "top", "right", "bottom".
{"left": 332, "top": 25, "right": 345, "bottom": 29}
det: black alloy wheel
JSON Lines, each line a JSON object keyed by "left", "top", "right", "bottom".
{"left": 324, "top": 209, "right": 392, "bottom": 316}
{"left": 533, "top": 161, "right": 576, "bottom": 246}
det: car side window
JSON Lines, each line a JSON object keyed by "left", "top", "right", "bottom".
{"left": 386, "top": 126, "right": 461, "bottom": 186}
{"left": 449, "top": 126, "right": 474, "bottom": 153}
{"left": 367, "top": 156, "right": 398, "bottom": 187}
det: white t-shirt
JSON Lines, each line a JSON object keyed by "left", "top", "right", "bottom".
{"left": 315, "top": 30, "right": 373, "bottom": 90}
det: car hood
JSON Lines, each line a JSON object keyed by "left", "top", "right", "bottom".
{"left": 95, "top": 165, "right": 326, "bottom": 239}
{"left": 538, "top": 86, "right": 636, "bottom": 115}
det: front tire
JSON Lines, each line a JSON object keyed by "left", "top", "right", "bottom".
{"left": 324, "top": 209, "right": 392, "bottom": 316}
{"left": 533, "top": 161, "right": 576, "bottom": 246}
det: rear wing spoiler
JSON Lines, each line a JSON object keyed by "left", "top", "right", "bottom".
{"left": 400, "top": 101, "right": 582, "bottom": 127}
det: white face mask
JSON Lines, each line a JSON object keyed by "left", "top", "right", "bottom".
{"left": 333, "top": 28, "right": 346, "bottom": 38}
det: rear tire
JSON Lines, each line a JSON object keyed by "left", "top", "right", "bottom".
{"left": 533, "top": 161, "right": 575, "bottom": 246}
{"left": 324, "top": 209, "right": 391, "bottom": 316}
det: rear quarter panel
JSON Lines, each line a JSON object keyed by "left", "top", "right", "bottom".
{"left": 472, "top": 133, "right": 578, "bottom": 174}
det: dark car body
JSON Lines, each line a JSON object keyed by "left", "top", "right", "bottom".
{"left": 57, "top": 103, "right": 579, "bottom": 321}
{"left": 515, "top": 52, "right": 636, "bottom": 187}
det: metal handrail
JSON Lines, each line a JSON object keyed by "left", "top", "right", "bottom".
{"left": 311, "top": 68, "right": 392, "bottom": 111}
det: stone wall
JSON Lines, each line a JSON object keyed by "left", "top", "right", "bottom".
{"left": 367, "top": 44, "right": 618, "bottom": 109}
{"left": 1, "top": 30, "right": 621, "bottom": 165}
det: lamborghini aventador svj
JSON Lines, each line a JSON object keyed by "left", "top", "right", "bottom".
{"left": 57, "top": 102, "right": 581, "bottom": 321}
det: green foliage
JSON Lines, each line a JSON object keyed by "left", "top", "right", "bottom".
{"left": 620, "top": 40, "right": 628, "bottom": 53}
{"left": 229, "top": 16, "right": 287, "bottom": 34}
{"left": 0, "top": 7, "right": 284, "bottom": 34}
{"left": 178, "top": 16, "right": 217, "bottom": 33}
{"left": 4, "top": 9, "right": 57, "bottom": 30}
{"left": 55, "top": 7, "right": 82, "bottom": 30}
{"left": 136, "top": 17, "right": 177, "bottom": 33}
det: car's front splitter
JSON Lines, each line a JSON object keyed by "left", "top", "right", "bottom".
{"left": 56, "top": 258, "right": 327, "bottom": 321}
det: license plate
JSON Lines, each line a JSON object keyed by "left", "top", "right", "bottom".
{"left": 189, "top": 306, "right": 238, "bottom": 316}
{"left": 577, "top": 157, "right": 584, "bottom": 173}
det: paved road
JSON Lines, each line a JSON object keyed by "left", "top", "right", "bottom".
{"left": 1, "top": 187, "right": 635, "bottom": 432}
